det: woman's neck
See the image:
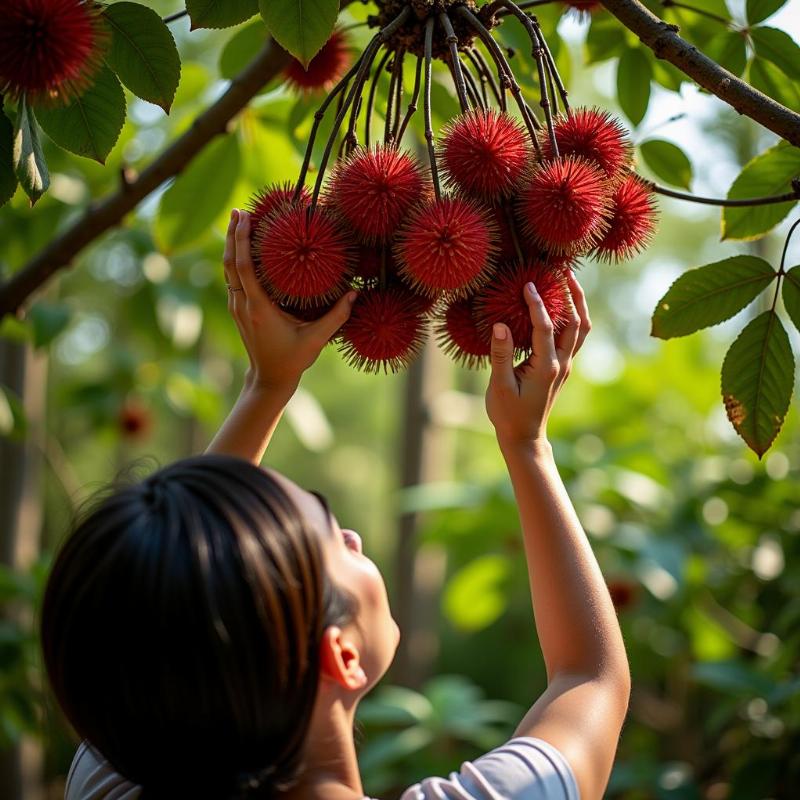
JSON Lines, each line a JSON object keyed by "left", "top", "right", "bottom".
{"left": 284, "top": 693, "right": 364, "bottom": 800}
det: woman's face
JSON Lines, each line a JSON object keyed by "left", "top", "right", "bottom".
{"left": 268, "top": 470, "right": 400, "bottom": 690}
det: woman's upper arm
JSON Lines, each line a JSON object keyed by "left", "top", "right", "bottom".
{"left": 514, "top": 673, "right": 631, "bottom": 800}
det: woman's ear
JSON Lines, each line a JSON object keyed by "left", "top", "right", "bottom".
{"left": 319, "top": 626, "right": 368, "bottom": 690}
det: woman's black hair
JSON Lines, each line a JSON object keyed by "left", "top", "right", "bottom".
{"left": 40, "top": 454, "right": 353, "bottom": 798}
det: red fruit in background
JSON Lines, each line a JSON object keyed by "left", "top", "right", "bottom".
{"left": 436, "top": 294, "right": 492, "bottom": 368}
{"left": 283, "top": 29, "right": 351, "bottom": 93}
{"left": 118, "top": 399, "right": 152, "bottom": 440}
{"left": 542, "top": 108, "right": 632, "bottom": 185}
{"left": 593, "top": 175, "right": 658, "bottom": 262}
{"left": 476, "top": 262, "right": 571, "bottom": 348}
{"left": 441, "top": 109, "right": 532, "bottom": 201}
{"left": 518, "top": 156, "right": 609, "bottom": 255}
{"left": 395, "top": 196, "right": 497, "bottom": 297}
{"left": 248, "top": 183, "right": 310, "bottom": 233}
{"left": 329, "top": 146, "right": 430, "bottom": 243}
{"left": 338, "top": 285, "right": 428, "bottom": 373}
{"left": 606, "top": 578, "right": 640, "bottom": 612}
{"left": 561, "top": 0, "right": 602, "bottom": 13}
{"left": 493, "top": 206, "right": 522, "bottom": 262}
{"left": 0, "top": 0, "right": 109, "bottom": 105}
{"left": 255, "top": 204, "right": 354, "bottom": 306}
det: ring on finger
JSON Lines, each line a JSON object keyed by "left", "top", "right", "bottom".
{"left": 227, "top": 284, "right": 244, "bottom": 292}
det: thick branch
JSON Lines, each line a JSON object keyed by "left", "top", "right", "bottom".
{"left": 0, "top": 41, "right": 290, "bottom": 319}
{"left": 600, "top": 0, "right": 800, "bottom": 147}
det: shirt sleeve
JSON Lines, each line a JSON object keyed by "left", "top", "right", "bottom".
{"left": 65, "top": 742, "right": 141, "bottom": 800}
{"left": 398, "top": 738, "right": 580, "bottom": 800}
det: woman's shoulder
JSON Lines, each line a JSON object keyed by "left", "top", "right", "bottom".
{"left": 396, "top": 737, "right": 579, "bottom": 800}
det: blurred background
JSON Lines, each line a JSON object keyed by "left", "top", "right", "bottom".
{"left": 0, "top": 0, "right": 798, "bottom": 798}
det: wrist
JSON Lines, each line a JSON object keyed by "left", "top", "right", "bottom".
{"left": 243, "top": 369, "right": 298, "bottom": 401}
{"left": 497, "top": 435, "right": 553, "bottom": 463}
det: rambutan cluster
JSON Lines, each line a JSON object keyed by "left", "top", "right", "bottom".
{"left": 250, "top": 107, "right": 656, "bottom": 373}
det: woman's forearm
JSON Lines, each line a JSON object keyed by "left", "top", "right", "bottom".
{"left": 501, "top": 438, "right": 629, "bottom": 688}
{"left": 205, "top": 374, "right": 295, "bottom": 465}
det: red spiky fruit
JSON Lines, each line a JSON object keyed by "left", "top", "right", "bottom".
{"left": 118, "top": 399, "right": 152, "bottom": 440}
{"left": 561, "top": 0, "right": 602, "bottom": 14}
{"left": 0, "top": 0, "right": 109, "bottom": 105}
{"left": 338, "top": 285, "right": 428, "bottom": 373}
{"left": 283, "top": 29, "right": 351, "bottom": 93}
{"left": 476, "top": 262, "right": 571, "bottom": 349}
{"left": 441, "top": 109, "right": 532, "bottom": 200}
{"left": 256, "top": 204, "right": 354, "bottom": 306}
{"left": 607, "top": 578, "right": 640, "bottom": 612}
{"left": 518, "top": 156, "right": 610, "bottom": 255}
{"left": 593, "top": 175, "right": 658, "bottom": 262}
{"left": 328, "top": 146, "right": 430, "bottom": 243}
{"left": 436, "top": 295, "right": 492, "bottom": 368}
{"left": 541, "top": 108, "right": 632, "bottom": 185}
{"left": 248, "top": 183, "right": 310, "bottom": 233}
{"left": 395, "top": 196, "right": 497, "bottom": 297}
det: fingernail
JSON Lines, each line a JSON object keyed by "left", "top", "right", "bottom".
{"left": 347, "top": 291, "right": 358, "bottom": 304}
{"left": 526, "top": 282, "right": 538, "bottom": 296}
{"left": 231, "top": 209, "right": 238, "bottom": 219}
{"left": 493, "top": 323, "right": 506, "bottom": 340}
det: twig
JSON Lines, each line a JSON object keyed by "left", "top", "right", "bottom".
{"left": 365, "top": 49, "right": 392, "bottom": 148}
{"left": 468, "top": 48, "right": 504, "bottom": 110}
{"left": 423, "top": 18, "right": 442, "bottom": 200}
{"left": 396, "top": 56, "right": 423, "bottom": 146}
{"left": 163, "top": 9, "right": 188, "bottom": 24}
{"left": 440, "top": 12, "right": 471, "bottom": 113}
{"left": 660, "top": 0, "right": 734, "bottom": 28}
{"left": 647, "top": 178, "right": 800, "bottom": 207}
{"left": 599, "top": 0, "right": 800, "bottom": 146}
{"left": 392, "top": 49, "right": 406, "bottom": 142}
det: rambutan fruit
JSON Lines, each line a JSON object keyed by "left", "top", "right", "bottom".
{"left": 283, "top": 29, "right": 351, "bottom": 93}
{"left": 436, "top": 294, "right": 492, "bottom": 368}
{"left": 118, "top": 399, "right": 152, "bottom": 440}
{"left": 248, "top": 183, "right": 310, "bottom": 234}
{"left": 606, "top": 578, "right": 640, "bottom": 612}
{"left": 561, "top": 0, "right": 602, "bottom": 14}
{"left": 255, "top": 204, "right": 354, "bottom": 306}
{"left": 593, "top": 174, "right": 658, "bottom": 262}
{"left": 395, "top": 195, "right": 498, "bottom": 297}
{"left": 328, "top": 145, "right": 430, "bottom": 243}
{"left": 541, "top": 108, "right": 632, "bottom": 185}
{"left": 338, "top": 285, "right": 428, "bottom": 373}
{"left": 476, "top": 262, "right": 571, "bottom": 349}
{"left": 517, "top": 156, "right": 610, "bottom": 255}
{"left": 0, "top": 0, "right": 109, "bottom": 106}
{"left": 441, "top": 109, "right": 532, "bottom": 201}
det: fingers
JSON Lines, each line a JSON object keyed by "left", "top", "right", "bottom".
{"left": 223, "top": 209, "right": 238, "bottom": 291}
{"left": 489, "top": 323, "right": 517, "bottom": 393}
{"left": 233, "top": 211, "right": 264, "bottom": 301}
{"left": 555, "top": 290, "right": 580, "bottom": 361}
{"left": 524, "top": 283, "right": 557, "bottom": 368}
{"left": 305, "top": 290, "right": 358, "bottom": 343}
{"left": 567, "top": 272, "right": 591, "bottom": 354}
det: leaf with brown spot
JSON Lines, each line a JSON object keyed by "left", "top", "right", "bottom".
{"left": 720, "top": 310, "right": 794, "bottom": 457}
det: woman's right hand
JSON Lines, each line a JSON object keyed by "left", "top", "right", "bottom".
{"left": 485, "top": 272, "right": 591, "bottom": 450}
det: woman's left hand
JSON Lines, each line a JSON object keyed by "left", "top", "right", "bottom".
{"left": 223, "top": 208, "right": 357, "bottom": 395}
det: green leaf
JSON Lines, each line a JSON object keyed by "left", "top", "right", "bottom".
{"left": 652, "top": 256, "right": 776, "bottom": 339}
{"left": 722, "top": 142, "right": 800, "bottom": 240}
{"left": 640, "top": 139, "right": 693, "bottom": 189}
{"left": 749, "top": 26, "right": 800, "bottom": 80}
{"left": 28, "top": 302, "right": 71, "bottom": 348}
{"left": 36, "top": 66, "right": 126, "bottom": 163}
{"left": 704, "top": 31, "right": 748, "bottom": 77}
{"left": 12, "top": 98, "right": 49, "bottom": 205}
{"left": 259, "top": 0, "right": 340, "bottom": 67}
{"left": 0, "top": 385, "right": 26, "bottom": 440}
{"left": 156, "top": 134, "right": 241, "bottom": 251}
{"left": 746, "top": 0, "right": 787, "bottom": 24}
{"left": 585, "top": 13, "right": 631, "bottom": 63}
{"left": 616, "top": 48, "right": 652, "bottom": 126}
{"left": 443, "top": 555, "right": 511, "bottom": 632}
{"left": 219, "top": 19, "right": 268, "bottom": 80}
{"left": 748, "top": 58, "right": 800, "bottom": 112}
{"left": 782, "top": 266, "right": 800, "bottom": 334}
{"left": 0, "top": 107, "right": 17, "bottom": 207}
{"left": 103, "top": 2, "right": 181, "bottom": 112}
{"left": 721, "top": 311, "right": 794, "bottom": 457}
{"left": 186, "top": 0, "right": 259, "bottom": 30}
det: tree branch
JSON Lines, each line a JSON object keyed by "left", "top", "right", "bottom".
{"left": 599, "top": 0, "right": 800, "bottom": 147}
{"left": 0, "top": 40, "right": 290, "bottom": 320}
{"left": 648, "top": 177, "right": 800, "bottom": 206}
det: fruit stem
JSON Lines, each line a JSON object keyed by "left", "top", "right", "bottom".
{"left": 385, "top": 48, "right": 406, "bottom": 145}
{"left": 365, "top": 49, "right": 392, "bottom": 149}
{"left": 392, "top": 49, "right": 406, "bottom": 142}
{"left": 464, "top": 50, "right": 491, "bottom": 106}
{"left": 778, "top": 217, "right": 800, "bottom": 276}
{"left": 459, "top": 59, "right": 487, "bottom": 109}
{"left": 647, "top": 178, "right": 800, "bottom": 207}
{"left": 496, "top": 1, "right": 559, "bottom": 154}
{"left": 496, "top": 0, "right": 557, "bottom": 12}
{"left": 424, "top": 17, "right": 443, "bottom": 201}
{"left": 440, "top": 12, "right": 471, "bottom": 113}
{"left": 504, "top": 201, "right": 526, "bottom": 263}
{"left": 457, "top": 6, "right": 543, "bottom": 160}
{"left": 309, "top": 6, "right": 412, "bottom": 210}
{"left": 385, "top": 52, "right": 400, "bottom": 144}
{"left": 396, "top": 56, "right": 423, "bottom": 145}
{"left": 530, "top": 14, "right": 571, "bottom": 113}
{"left": 468, "top": 47, "right": 506, "bottom": 111}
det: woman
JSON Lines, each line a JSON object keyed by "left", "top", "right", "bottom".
{"left": 42, "top": 210, "right": 630, "bottom": 799}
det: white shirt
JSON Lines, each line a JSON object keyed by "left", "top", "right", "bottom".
{"left": 66, "top": 738, "right": 578, "bottom": 800}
